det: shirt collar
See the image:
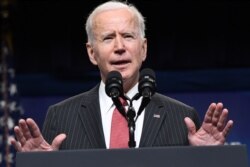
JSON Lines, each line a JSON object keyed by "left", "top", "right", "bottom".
{"left": 99, "top": 81, "right": 139, "bottom": 112}
{"left": 125, "top": 82, "right": 139, "bottom": 100}
{"left": 99, "top": 81, "right": 113, "bottom": 113}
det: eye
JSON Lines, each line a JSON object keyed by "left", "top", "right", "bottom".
{"left": 124, "top": 34, "right": 134, "bottom": 39}
{"left": 123, "top": 33, "right": 137, "bottom": 41}
{"left": 103, "top": 36, "right": 113, "bottom": 41}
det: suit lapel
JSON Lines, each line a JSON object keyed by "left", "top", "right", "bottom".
{"left": 78, "top": 85, "right": 106, "bottom": 148}
{"left": 139, "top": 94, "right": 166, "bottom": 147}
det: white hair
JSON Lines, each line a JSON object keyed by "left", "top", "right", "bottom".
{"left": 85, "top": 0, "right": 146, "bottom": 44}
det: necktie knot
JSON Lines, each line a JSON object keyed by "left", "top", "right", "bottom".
{"left": 119, "top": 97, "right": 127, "bottom": 107}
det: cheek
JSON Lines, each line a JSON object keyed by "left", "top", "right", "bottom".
{"left": 135, "top": 51, "right": 146, "bottom": 64}
{"left": 95, "top": 53, "right": 110, "bottom": 68}
{"left": 93, "top": 48, "right": 106, "bottom": 63}
{"left": 132, "top": 43, "right": 147, "bottom": 62}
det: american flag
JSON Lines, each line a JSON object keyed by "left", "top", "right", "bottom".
{"left": 0, "top": 43, "right": 24, "bottom": 167}
{"left": 1, "top": 0, "right": 25, "bottom": 167}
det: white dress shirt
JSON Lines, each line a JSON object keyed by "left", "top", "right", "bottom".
{"left": 99, "top": 81, "right": 145, "bottom": 148}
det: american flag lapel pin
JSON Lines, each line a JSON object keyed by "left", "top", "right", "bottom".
{"left": 153, "top": 114, "right": 160, "bottom": 118}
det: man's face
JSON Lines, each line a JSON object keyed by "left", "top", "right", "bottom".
{"left": 86, "top": 8, "right": 147, "bottom": 91}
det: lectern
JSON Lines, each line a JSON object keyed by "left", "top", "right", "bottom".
{"left": 16, "top": 145, "right": 248, "bottom": 167}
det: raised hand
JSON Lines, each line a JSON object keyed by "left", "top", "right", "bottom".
{"left": 11, "top": 118, "right": 66, "bottom": 152}
{"left": 184, "top": 102, "right": 234, "bottom": 146}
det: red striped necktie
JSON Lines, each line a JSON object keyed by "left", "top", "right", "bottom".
{"left": 109, "top": 98, "right": 129, "bottom": 148}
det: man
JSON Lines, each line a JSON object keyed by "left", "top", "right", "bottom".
{"left": 11, "top": 0, "right": 233, "bottom": 151}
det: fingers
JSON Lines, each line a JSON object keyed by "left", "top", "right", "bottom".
{"left": 12, "top": 118, "right": 57, "bottom": 152}
{"left": 203, "top": 103, "right": 216, "bottom": 123}
{"left": 204, "top": 102, "right": 225, "bottom": 127}
{"left": 13, "top": 118, "right": 42, "bottom": 147}
{"left": 222, "top": 120, "right": 234, "bottom": 137}
{"left": 19, "top": 119, "right": 32, "bottom": 140}
{"left": 211, "top": 103, "right": 224, "bottom": 126}
{"left": 10, "top": 137, "right": 22, "bottom": 152}
{"left": 51, "top": 134, "right": 67, "bottom": 150}
{"left": 26, "top": 118, "right": 42, "bottom": 138}
{"left": 217, "top": 108, "right": 229, "bottom": 131}
{"left": 14, "top": 119, "right": 28, "bottom": 146}
{"left": 184, "top": 117, "right": 197, "bottom": 135}
{"left": 204, "top": 102, "right": 233, "bottom": 134}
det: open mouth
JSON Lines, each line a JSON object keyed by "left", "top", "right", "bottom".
{"left": 112, "top": 60, "right": 131, "bottom": 66}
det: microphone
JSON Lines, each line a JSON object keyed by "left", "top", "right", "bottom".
{"left": 138, "top": 68, "right": 156, "bottom": 98}
{"left": 105, "top": 70, "right": 123, "bottom": 99}
{"left": 136, "top": 68, "right": 156, "bottom": 121}
{"left": 105, "top": 70, "right": 127, "bottom": 118}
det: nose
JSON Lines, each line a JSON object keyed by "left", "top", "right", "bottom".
{"left": 114, "top": 36, "right": 125, "bottom": 54}
{"left": 114, "top": 36, "right": 125, "bottom": 49}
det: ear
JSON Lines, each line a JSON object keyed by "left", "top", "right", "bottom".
{"left": 86, "top": 43, "right": 98, "bottom": 65}
{"left": 142, "top": 38, "right": 147, "bottom": 61}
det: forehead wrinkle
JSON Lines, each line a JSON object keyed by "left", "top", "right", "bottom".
{"left": 93, "top": 9, "right": 138, "bottom": 36}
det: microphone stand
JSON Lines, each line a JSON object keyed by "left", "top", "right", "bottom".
{"left": 114, "top": 93, "right": 151, "bottom": 148}
{"left": 127, "top": 104, "right": 136, "bottom": 148}
{"left": 111, "top": 94, "right": 137, "bottom": 148}
{"left": 124, "top": 93, "right": 140, "bottom": 148}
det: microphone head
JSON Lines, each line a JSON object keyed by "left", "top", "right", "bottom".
{"left": 105, "top": 71, "right": 123, "bottom": 98}
{"left": 139, "top": 68, "right": 156, "bottom": 81}
{"left": 139, "top": 68, "right": 156, "bottom": 97}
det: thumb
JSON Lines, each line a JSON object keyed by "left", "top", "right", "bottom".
{"left": 51, "top": 133, "right": 67, "bottom": 150}
{"left": 184, "top": 117, "right": 197, "bottom": 135}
